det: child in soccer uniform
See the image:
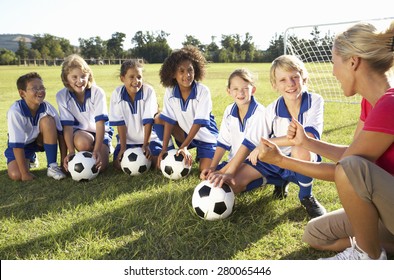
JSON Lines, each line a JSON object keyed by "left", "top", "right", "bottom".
{"left": 5, "top": 72, "right": 66, "bottom": 181}
{"left": 200, "top": 68, "right": 266, "bottom": 189}
{"left": 157, "top": 45, "right": 219, "bottom": 172}
{"left": 109, "top": 59, "right": 170, "bottom": 169}
{"left": 210, "top": 55, "right": 326, "bottom": 218}
{"left": 56, "top": 54, "right": 113, "bottom": 173}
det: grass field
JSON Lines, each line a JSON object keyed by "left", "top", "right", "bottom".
{"left": 0, "top": 63, "right": 363, "bottom": 260}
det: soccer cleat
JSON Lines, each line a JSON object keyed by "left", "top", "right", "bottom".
{"left": 29, "top": 155, "right": 39, "bottom": 169}
{"left": 272, "top": 181, "right": 289, "bottom": 199}
{"left": 319, "top": 237, "right": 387, "bottom": 260}
{"left": 300, "top": 195, "right": 327, "bottom": 218}
{"left": 47, "top": 163, "right": 66, "bottom": 180}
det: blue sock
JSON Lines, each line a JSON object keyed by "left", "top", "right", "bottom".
{"left": 295, "top": 172, "right": 313, "bottom": 200}
{"left": 44, "top": 143, "right": 57, "bottom": 166}
{"left": 153, "top": 124, "right": 164, "bottom": 141}
{"left": 244, "top": 177, "right": 266, "bottom": 192}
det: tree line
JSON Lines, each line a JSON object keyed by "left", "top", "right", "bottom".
{"left": 0, "top": 28, "right": 333, "bottom": 65}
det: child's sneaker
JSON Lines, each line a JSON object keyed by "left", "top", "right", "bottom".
{"left": 47, "top": 163, "right": 66, "bottom": 180}
{"left": 29, "top": 155, "right": 39, "bottom": 169}
{"left": 319, "top": 237, "right": 387, "bottom": 260}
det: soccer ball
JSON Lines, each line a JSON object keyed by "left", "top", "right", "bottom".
{"left": 192, "top": 180, "right": 235, "bottom": 221}
{"left": 120, "top": 147, "right": 152, "bottom": 176}
{"left": 160, "top": 149, "right": 191, "bottom": 180}
{"left": 68, "top": 151, "right": 99, "bottom": 182}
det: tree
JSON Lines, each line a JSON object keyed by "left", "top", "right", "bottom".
{"left": 182, "top": 35, "right": 205, "bottom": 52}
{"left": 79, "top": 36, "right": 107, "bottom": 61}
{"left": 15, "top": 39, "right": 29, "bottom": 65}
{"left": 131, "top": 31, "right": 171, "bottom": 63}
{"left": 106, "top": 32, "right": 126, "bottom": 58}
{"left": 0, "top": 48, "right": 17, "bottom": 65}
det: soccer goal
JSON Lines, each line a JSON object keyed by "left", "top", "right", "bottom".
{"left": 284, "top": 17, "right": 394, "bottom": 103}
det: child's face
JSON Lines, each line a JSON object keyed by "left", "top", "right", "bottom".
{"left": 20, "top": 78, "right": 46, "bottom": 108}
{"left": 121, "top": 67, "right": 143, "bottom": 95}
{"left": 227, "top": 76, "right": 255, "bottom": 107}
{"left": 272, "top": 67, "right": 305, "bottom": 100}
{"left": 66, "top": 68, "right": 89, "bottom": 94}
{"left": 174, "top": 60, "right": 194, "bottom": 89}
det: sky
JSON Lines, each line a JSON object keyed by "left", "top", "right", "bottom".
{"left": 1, "top": 0, "right": 393, "bottom": 51}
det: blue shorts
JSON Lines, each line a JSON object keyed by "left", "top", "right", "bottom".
{"left": 175, "top": 138, "right": 216, "bottom": 160}
{"left": 4, "top": 141, "right": 44, "bottom": 164}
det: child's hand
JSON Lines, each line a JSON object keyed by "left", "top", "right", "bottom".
{"left": 257, "top": 138, "right": 284, "bottom": 165}
{"left": 92, "top": 150, "right": 102, "bottom": 171}
{"left": 200, "top": 167, "right": 215, "bottom": 180}
{"left": 157, "top": 150, "right": 167, "bottom": 169}
{"left": 207, "top": 171, "right": 235, "bottom": 188}
{"left": 248, "top": 147, "right": 260, "bottom": 166}
{"left": 21, "top": 171, "right": 36, "bottom": 181}
{"left": 177, "top": 147, "right": 192, "bottom": 167}
{"left": 63, "top": 153, "right": 75, "bottom": 172}
{"left": 142, "top": 144, "right": 152, "bottom": 160}
{"left": 288, "top": 117, "right": 308, "bottom": 146}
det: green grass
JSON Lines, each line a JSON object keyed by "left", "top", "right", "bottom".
{"left": 0, "top": 63, "right": 361, "bottom": 260}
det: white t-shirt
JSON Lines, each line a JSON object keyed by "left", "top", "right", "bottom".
{"left": 7, "top": 99, "right": 62, "bottom": 148}
{"left": 159, "top": 81, "right": 218, "bottom": 144}
{"left": 217, "top": 96, "right": 265, "bottom": 160}
{"left": 109, "top": 84, "right": 160, "bottom": 145}
{"left": 56, "top": 85, "right": 111, "bottom": 134}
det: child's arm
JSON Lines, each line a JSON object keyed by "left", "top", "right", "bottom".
{"left": 200, "top": 146, "right": 226, "bottom": 180}
{"left": 62, "top": 125, "right": 75, "bottom": 171}
{"left": 13, "top": 147, "right": 35, "bottom": 181}
{"left": 93, "top": 120, "right": 105, "bottom": 168}
{"left": 208, "top": 145, "right": 250, "bottom": 187}
{"left": 178, "top": 123, "right": 201, "bottom": 166}
{"left": 116, "top": 124, "right": 127, "bottom": 164}
{"left": 58, "top": 133, "right": 67, "bottom": 171}
{"left": 142, "top": 123, "right": 153, "bottom": 159}
{"left": 157, "top": 122, "right": 174, "bottom": 169}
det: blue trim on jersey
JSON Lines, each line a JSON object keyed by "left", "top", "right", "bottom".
{"left": 142, "top": 118, "right": 154, "bottom": 125}
{"left": 19, "top": 99, "right": 47, "bottom": 126}
{"left": 69, "top": 88, "right": 91, "bottom": 112}
{"left": 61, "top": 120, "right": 76, "bottom": 126}
{"left": 217, "top": 141, "right": 231, "bottom": 151}
{"left": 276, "top": 91, "right": 311, "bottom": 120}
{"left": 173, "top": 81, "right": 197, "bottom": 112}
{"left": 242, "top": 138, "right": 255, "bottom": 151}
{"left": 95, "top": 114, "right": 109, "bottom": 123}
{"left": 121, "top": 85, "right": 144, "bottom": 115}
{"left": 229, "top": 96, "right": 259, "bottom": 132}
{"left": 160, "top": 114, "right": 177, "bottom": 125}
{"left": 194, "top": 118, "right": 210, "bottom": 126}
{"left": 109, "top": 120, "right": 125, "bottom": 126}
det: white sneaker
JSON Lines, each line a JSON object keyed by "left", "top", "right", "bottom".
{"left": 29, "top": 156, "right": 39, "bottom": 169}
{"left": 47, "top": 163, "right": 66, "bottom": 180}
{"left": 319, "top": 237, "right": 387, "bottom": 260}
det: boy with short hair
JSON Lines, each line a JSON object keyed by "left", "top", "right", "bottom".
{"left": 4, "top": 72, "right": 66, "bottom": 181}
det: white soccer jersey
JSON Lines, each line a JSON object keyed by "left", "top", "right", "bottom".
{"left": 160, "top": 82, "right": 218, "bottom": 143}
{"left": 243, "top": 91, "right": 324, "bottom": 155}
{"left": 7, "top": 99, "right": 62, "bottom": 148}
{"left": 56, "top": 85, "right": 111, "bottom": 134}
{"left": 109, "top": 84, "right": 160, "bottom": 145}
{"left": 217, "top": 96, "right": 265, "bottom": 160}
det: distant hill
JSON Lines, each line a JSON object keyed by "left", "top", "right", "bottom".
{"left": 0, "top": 34, "right": 35, "bottom": 52}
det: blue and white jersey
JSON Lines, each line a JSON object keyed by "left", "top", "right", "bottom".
{"left": 243, "top": 91, "right": 324, "bottom": 155}
{"left": 6, "top": 99, "right": 62, "bottom": 148}
{"left": 109, "top": 84, "right": 160, "bottom": 145}
{"left": 217, "top": 96, "right": 265, "bottom": 160}
{"left": 56, "top": 85, "right": 111, "bottom": 134}
{"left": 160, "top": 81, "right": 218, "bottom": 144}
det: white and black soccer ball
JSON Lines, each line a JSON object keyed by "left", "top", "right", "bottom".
{"left": 160, "top": 149, "right": 191, "bottom": 180}
{"left": 68, "top": 151, "right": 99, "bottom": 182}
{"left": 192, "top": 180, "right": 235, "bottom": 221}
{"left": 120, "top": 147, "right": 152, "bottom": 176}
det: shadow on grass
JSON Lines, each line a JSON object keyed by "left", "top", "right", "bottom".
{"left": 0, "top": 176, "right": 309, "bottom": 260}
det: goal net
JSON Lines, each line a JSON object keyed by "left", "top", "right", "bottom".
{"left": 284, "top": 17, "right": 394, "bottom": 103}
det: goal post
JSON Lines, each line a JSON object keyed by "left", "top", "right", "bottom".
{"left": 284, "top": 17, "right": 394, "bottom": 103}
